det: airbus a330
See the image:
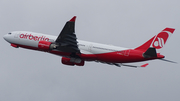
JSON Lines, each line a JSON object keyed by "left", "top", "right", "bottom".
{"left": 3, "top": 16, "right": 176, "bottom": 67}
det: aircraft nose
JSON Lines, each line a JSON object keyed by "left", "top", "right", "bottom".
{"left": 3, "top": 34, "right": 8, "bottom": 41}
{"left": 3, "top": 33, "right": 12, "bottom": 42}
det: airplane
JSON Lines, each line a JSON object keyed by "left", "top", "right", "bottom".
{"left": 3, "top": 16, "right": 176, "bottom": 68}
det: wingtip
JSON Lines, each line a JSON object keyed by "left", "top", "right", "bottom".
{"left": 69, "top": 16, "right": 76, "bottom": 22}
{"left": 141, "top": 63, "right": 149, "bottom": 67}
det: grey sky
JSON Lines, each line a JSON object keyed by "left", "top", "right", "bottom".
{"left": 0, "top": 0, "right": 180, "bottom": 101}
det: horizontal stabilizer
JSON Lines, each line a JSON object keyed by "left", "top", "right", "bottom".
{"left": 141, "top": 63, "right": 149, "bottom": 67}
{"left": 159, "top": 59, "right": 177, "bottom": 63}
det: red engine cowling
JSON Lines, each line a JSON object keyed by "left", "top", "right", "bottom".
{"left": 61, "top": 57, "right": 85, "bottom": 66}
{"left": 61, "top": 57, "right": 75, "bottom": 66}
{"left": 38, "top": 41, "right": 52, "bottom": 51}
{"left": 75, "top": 60, "right": 85, "bottom": 66}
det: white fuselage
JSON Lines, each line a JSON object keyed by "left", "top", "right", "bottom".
{"left": 4, "top": 31, "right": 129, "bottom": 55}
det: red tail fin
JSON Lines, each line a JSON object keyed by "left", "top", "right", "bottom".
{"left": 135, "top": 28, "right": 175, "bottom": 53}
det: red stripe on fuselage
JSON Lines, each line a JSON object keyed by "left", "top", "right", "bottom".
{"left": 95, "top": 49, "right": 144, "bottom": 63}
{"left": 10, "top": 44, "right": 164, "bottom": 63}
{"left": 94, "top": 49, "right": 164, "bottom": 63}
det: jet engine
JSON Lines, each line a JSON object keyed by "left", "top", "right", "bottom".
{"left": 61, "top": 57, "right": 85, "bottom": 66}
{"left": 38, "top": 40, "right": 57, "bottom": 51}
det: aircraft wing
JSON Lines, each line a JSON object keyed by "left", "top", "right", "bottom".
{"left": 95, "top": 60, "right": 148, "bottom": 68}
{"left": 55, "top": 16, "right": 80, "bottom": 53}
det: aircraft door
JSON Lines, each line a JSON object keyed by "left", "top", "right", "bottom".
{"left": 88, "top": 44, "right": 93, "bottom": 52}
{"left": 14, "top": 33, "right": 18, "bottom": 38}
{"left": 14, "top": 32, "right": 21, "bottom": 39}
{"left": 124, "top": 50, "right": 130, "bottom": 56}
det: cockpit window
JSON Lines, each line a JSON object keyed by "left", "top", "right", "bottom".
{"left": 8, "top": 33, "right": 11, "bottom": 35}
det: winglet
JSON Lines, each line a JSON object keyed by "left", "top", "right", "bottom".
{"left": 69, "top": 16, "right": 76, "bottom": 22}
{"left": 141, "top": 63, "right": 149, "bottom": 67}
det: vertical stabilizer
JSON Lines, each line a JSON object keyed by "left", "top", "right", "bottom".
{"left": 135, "top": 28, "right": 175, "bottom": 53}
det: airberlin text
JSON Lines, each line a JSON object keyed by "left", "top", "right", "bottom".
{"left": 19, "top": 34, "right": 49, "bottom": 41}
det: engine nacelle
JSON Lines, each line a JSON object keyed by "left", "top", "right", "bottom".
{"left": 38, "top": 41, "right": 57, "bottom": 51}
{"left": 61, "top": 57, "right": 85, "bottom": 66}
{"left": 61, "top": 57, "right": 75, "bottom": 66}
